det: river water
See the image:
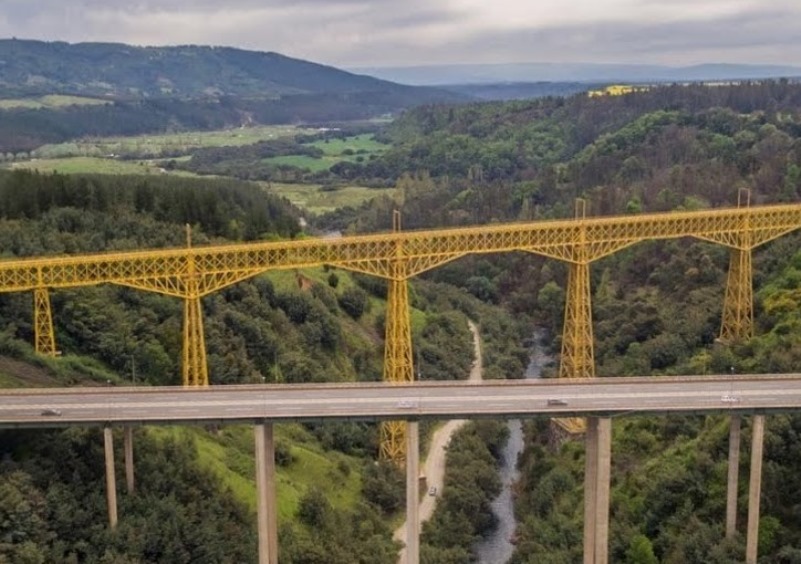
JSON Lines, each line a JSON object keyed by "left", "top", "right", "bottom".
{"left": 475, "top": 333, "right": 550, "bottom": 564}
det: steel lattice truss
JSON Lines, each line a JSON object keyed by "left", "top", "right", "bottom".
{"left": 0, "top": 204, "right": 797, "bottom": 292}
{"left": 3, "top": 203, "right": 800, "bottom": 462}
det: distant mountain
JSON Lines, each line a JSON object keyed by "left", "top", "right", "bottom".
{"left": 0, "top": 38, "right": 457, "bottom": 101}
{"left": 351, "top": 62, "right": 801, "bottom": 86}
{"left": 440, "top": 81, "right": 595, "bottom": 101}
{"left": 0, "top": 39, "right": 468, "bottom": 154}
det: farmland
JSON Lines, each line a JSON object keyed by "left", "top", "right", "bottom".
{"left": 264, "top": 182, "right": 394, "bottom": 215}
{"left": 31, "top": 124, "right": 310, "bottom": 160}
{"left": 0, "top": 94, "right": 111, "bottom": 109}
{"left": 7, "top": 157, "right": 198, "bottom": 176}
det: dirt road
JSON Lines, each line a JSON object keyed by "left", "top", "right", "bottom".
{"left": 393, "top": 320, "right": 482, "bottom": 561}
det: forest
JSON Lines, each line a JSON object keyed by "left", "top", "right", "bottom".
{"left": 0, "top": 168, "right": 526, "bottom": 562}
{"left": 306, "top": 80, "right": 801, "bottom": 562}
{"left": 0, "top": 89, "right": 457, "bottom": 155}
{"left": 294, "top": 81, "right": 801, "bottom": 563}
{"left": 3, "top": 79, "right": 801, "bottom": 562}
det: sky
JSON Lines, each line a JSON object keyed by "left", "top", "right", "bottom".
{"left": 0, "top": 0, "right": 800, "bottom": 68}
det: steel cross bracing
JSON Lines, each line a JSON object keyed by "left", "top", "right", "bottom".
{"left": 379, "top": 211, "right": 415, "bottom": 463}
{"left": 1, "top": 205, "right": 799, "bottom": 294}
{"left": 1, "top": 203, "right": 801, "bottom": 455}
{"left": 2, "top": 203, "right": 798, "bottom": 459}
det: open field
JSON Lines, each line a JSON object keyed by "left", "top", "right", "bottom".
{"left": 4, "top": 162, "right": 391, "bottom": 213}
{"left": 263, "top": 133, "right": 388, "bottom": 172}
{"left": 264, "top": 182, "right": 395, "bottom": 214}
{"left": 150, "top": 425, "right": 361, "bottom": 520}
{"left": 33, "top": 124, "right": 312, "bottom": 159}
{"left": 0, "top": 94, "right": 111, "bottom": 109}
{"left": 264, "top": 155, "right": 335, "bottom": 172}
{"left": 309, "top": 133, "right": 388, "bottom": 156}
{"left": 6, "top": 156, "right": 200, "bottom": 176}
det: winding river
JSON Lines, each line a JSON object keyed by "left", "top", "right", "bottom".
{"left": 475, "top": 333, "right": 550, "bottom": 563}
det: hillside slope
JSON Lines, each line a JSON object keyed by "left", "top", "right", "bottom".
{"left": 0, "top": 39, "right": 465, "bottom": 153}
{"left": 0, "top": 38, "right": 449, "bottom": 99}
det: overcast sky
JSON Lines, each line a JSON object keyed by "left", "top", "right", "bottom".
{"left": 1, "top": 0, "right": 800, "bottom": 68}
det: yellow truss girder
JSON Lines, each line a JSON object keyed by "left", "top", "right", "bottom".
{"left": 2, "top": 203, "right": 800, "bottom": 395}
{"left": 720, "top": 248, "right": 753, "bottom": 343}
{"left": 380, "top": 212, "right": 415, "bottom": 464}
{"left": 380, "top": 420, "right": 407, "bottom": 463}
{"left": 181, "top": 253, "right": 209, "bottom": 387}
{"left": 561, "top": 260, "right": 594, "bottom": 379}
{"left": 1, "top": 204, "right": 799, "bottom": 294}
{"left": 719, "top": 201, "right": 755, "bottom": 343}
{"left": 183, "top": 293, "right": 208, "bottom": 387}
{"left": 33, "top": 287, "right": 56, "bottom": 356}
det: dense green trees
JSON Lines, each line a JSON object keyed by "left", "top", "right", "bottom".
{"left": 421, "top": 420, "right": 509, "bottom": 561}
{"left": 7, "top": 78, "right": 801, "bottom": 562}
{"left": 0, "top": 169, "right": 301, "bottom": 243}
{"left": 0, "top": 428, "right": 257, "bottom": 563}
{"left": 308, "top": 81, "right": 801, "bottom": 563}
{"left": 318, "top": 81, "right": 801, "bottom": 231}
{"left": 0, "top": 166, "right": 535, "bottom": 561}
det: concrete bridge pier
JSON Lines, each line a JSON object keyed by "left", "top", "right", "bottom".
{"left": 405, "top": 421, "right": 420, "bottom": 564}
{"left": 103, "top": 426, "right": 118, "bottom": 529}
{"left": 124, "top": 426, "right": 135, "bottom": 494}
{"left": 583, "top": 417, "right": 611, "bottom": 564}
{"left": 746, "top": 415, "right": 765, "bottom": 564}
{"left": 726, "top": 415, "right": 741, "bottom": 539}
{"left": 255, "top": 422, "right": 278, "bottom": 564}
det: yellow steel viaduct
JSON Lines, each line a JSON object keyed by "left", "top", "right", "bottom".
{"left": 1, "top": 199, "right": 800, "bottom": 462}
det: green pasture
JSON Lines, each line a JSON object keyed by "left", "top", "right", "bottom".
{"left": 263, "top": 133, "right": 388, "bottom": 172}
{"left": 264, "top": 182, "right": 394, "bottom": 214}
{"left": 0, "top": 94, "right": 110, "bottom": 110}
{"left": 7, "top": 157, "right": 199, "bottom": 176}
{"left": 149, "top": 424, "right": 362, "bottom": 520}
{"left": 309, "top": 133, "right": 388, "bottom": 156}
{"left": 264, "top": 155, "right": 335, "bottom": 172}
{"left": 33, "top": 124, "right": 311, "bottom": 159}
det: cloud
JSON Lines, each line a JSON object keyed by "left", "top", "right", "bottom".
{"left": 446, "top": 7, "right": 801, "bottom": 65}
{"left": 0, "top": 0, "right": 798, "bottom": 66}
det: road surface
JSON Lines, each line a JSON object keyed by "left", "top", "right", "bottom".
{"left": 2, "top": 374, "right": 801, "bottom": 429}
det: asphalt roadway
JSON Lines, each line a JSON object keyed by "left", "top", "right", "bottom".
{"left": 1, "top": 374, "right": 801, "bottom": 429}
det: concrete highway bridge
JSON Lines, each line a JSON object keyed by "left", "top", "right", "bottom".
{"left": 2, "top": 195, "right": 801, "bottom": 562}
{"left": 1, "top": 198, "right": 800, "bottom": 461}
{"left": 1, "top": 374, "right": 795, "bottom": 563}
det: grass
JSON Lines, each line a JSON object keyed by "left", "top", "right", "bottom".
{"left": 148, "top": 424, "right": 362, "bottom": 520}
{"left": 0, "top": 94, "right": 110, "bottom": 109}
{"left": 6, "top": 157, "right": 200, "bottom": 176}
{"left": 4, "top": 162, "right": 392, "bottom": 214}
{"left": 263, "top": 134, "right": 389, "bottom": 174}
{"left": 264, "top": 182, "right": 395, "bottom": 215}
{"left": 309, "top": 134, "right": 388, "bottom": 156}
{"left": 264, "top": 155, "right": 334, "bottom": 172}
{"left": 33, "top": 124, "right": 312, "bottom": 160}
{"left": 0, "top": 372, "right": 24, "bottom": 388}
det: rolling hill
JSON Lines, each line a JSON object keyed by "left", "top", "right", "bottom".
{"left": 0, "top": 38, "right": 457, "bottom": 100}
{"left": 0, "top": 39, "right": 464, "bottom": 153}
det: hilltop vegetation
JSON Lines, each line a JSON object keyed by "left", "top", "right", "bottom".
{"left": 0, "top": 39, "right": 425, "bottom": 99}
{"left": 6, "top": 71, "right": 801, "bottom": 561}
{"left": 0, "top": 167, "right": 527, "bottom": 561}
{"left": 0, "top": 39, "right": 462, "bottom": 154}
{"left": 305, "top": 81, "right": 801, "bottom": 561}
